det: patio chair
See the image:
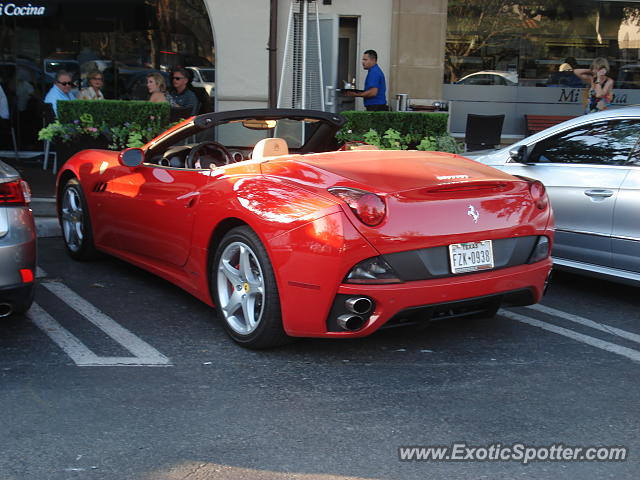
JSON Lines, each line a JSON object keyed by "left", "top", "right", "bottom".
{"left": 464, "top": 114, "right": 505, "bottom": 152}
{"left": 41, "top": 102, "right": 58, "bottom": 173}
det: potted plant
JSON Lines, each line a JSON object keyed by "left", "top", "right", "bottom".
{"left": 38, "top": 112, "right": 110, "bottom": 163}
{"left": 38, "top": 109, "right": 169, "bottom": 165}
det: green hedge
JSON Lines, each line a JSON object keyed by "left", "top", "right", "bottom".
{"left": 58, "top": 100, "right": 170, "bottom": 127}
{"left": 338, "top": 110, "right": 449, "bottom": 140}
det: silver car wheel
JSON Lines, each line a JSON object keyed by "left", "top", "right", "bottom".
{"left": 217, "top": 241, "right": 265, "bottom": 335}
{"left": 61, "top": 185, "right": 85, "bottom": 252}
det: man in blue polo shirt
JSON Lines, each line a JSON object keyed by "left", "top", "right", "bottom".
{"left": 348, "top": 50, "right": 388, "bottom": 111}
{"left": 44, "top": 70, "right": 76, "bottom": 116}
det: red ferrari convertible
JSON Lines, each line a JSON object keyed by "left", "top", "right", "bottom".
{"left": 56, "top": 109, "right": 554, "bottom": 348}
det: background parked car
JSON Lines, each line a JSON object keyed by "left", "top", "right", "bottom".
{"left": 468, "top": 107, "right": 640, "bottom": 286}
{"left": 0, "top": 159, "right": 36, "bottom": 318}
{"left": 43, "top": 53, "right": 80, "bottom": 84}
{"left": 187, "top": 66, "right": 215, "bottom": 98}
{"left": 454, "top": 70, "right": 518, "bottom": 86}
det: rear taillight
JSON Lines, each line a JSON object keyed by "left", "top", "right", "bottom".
{"left": 529, "top": 180, "right": 548, "bottom": 210}
{"left": 328, "top": 187, "right": 386, "bottom": 226}
{"left": 0, "top": 180, "right": 31, "bottom": 205}
{"left": 20, "top": 269, "right": 34, "bottom": 283}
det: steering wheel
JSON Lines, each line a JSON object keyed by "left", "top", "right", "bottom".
{"left": 185, "top": 141, "right": 233, "bottom": 169}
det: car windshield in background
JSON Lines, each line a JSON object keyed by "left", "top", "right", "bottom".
{"left": 45, "top": 60, "right": 79, "bottom": 74}
{"left": 198, "top": 69, "right": 215, "bottom": 82}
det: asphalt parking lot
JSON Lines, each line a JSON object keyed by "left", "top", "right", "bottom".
{"left": 0, "top": 237, "right": 638, "bottom": 480}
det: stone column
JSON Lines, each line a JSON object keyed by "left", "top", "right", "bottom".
{"left": 390, "top": 0, "right": 447, "bottom": 107}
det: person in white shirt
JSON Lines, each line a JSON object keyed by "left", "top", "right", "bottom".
{"left": 76, "top": 71, "right": 105, "bottom": 100}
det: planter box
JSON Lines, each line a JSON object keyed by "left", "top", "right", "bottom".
{"left": 54, "top": 135, "right": 111, "bottom": 167}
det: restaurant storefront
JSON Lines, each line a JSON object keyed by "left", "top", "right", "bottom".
{"left": 0, "top": 0, "right": 215, "bottom": 149}
{"left": 444, "top": 0, "right": 640, "bottom": 136}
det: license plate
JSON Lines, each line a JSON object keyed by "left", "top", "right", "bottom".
{"left": 448, "top": 240, "right": 494, "bottom": 274}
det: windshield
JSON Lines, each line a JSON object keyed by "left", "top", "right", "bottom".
{"left": 187, "top": 118, "right": 321, "bottom": 149}
{"left": 145, "top": 109, "right": 345, "bottom": 162}
{"left": 199, "top": 69, "right": 215, "bottom": 82}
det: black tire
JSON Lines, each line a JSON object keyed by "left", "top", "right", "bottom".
{"left": 10, "top": 287, "right": 35, "bottom": 316}
{"left": 212, "top": 226, "right": 289, "bottom": 349}
{"left": 59, "top": 178, "right": 99, "bottom": 261}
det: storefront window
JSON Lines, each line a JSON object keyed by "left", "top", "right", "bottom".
{"left": 445, "top": 0, "right": 640, "bottom": 88}
{"left": 443, "top": 0, "right": 640, "bottom": 136}
{"left": 0, "top": 0, "right": 214, "bottom": 150}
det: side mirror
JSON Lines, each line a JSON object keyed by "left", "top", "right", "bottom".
{"left": 508, "top": 145, "right": 530, "bottom": 164}
{"left": 119, "top": 148, "right": 144, "bottom": 167}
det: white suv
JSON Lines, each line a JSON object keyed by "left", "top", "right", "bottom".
{"left": 187, "top": 66, "right": 215, "bottom": 97}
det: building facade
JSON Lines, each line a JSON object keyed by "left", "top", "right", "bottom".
{"left": 3, "top": 0, "right": 640, "bottom": 148}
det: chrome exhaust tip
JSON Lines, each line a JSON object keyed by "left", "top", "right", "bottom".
{"left": 0, "top": 303, "right": 13, "bottom": 319}
{"left": 337, "top": 314, "right": 365, "bottom": 331}
{"left": 345, "top": 296, "right": 373, "bottom": 315}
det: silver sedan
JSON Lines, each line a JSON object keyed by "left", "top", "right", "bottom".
{"left": 0, "top": 159, "right": 36, "bottom": 318}
{"left": 468, "top": 107, "right": 640, "bottom": 286}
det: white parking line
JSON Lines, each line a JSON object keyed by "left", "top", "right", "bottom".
{"left": 29, "top": 303, "right": 101, "bottom": 365}
{"left": 500, "top": 309, "right": 640, "bottom": 363}
{"left": 527, "top": 304, "right": 640, "bottom": 345}
{"left": 29, "top": 279, "right": 171, "bottom": 367}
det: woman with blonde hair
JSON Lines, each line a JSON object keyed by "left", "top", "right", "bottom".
{"left": 574, "top": 57, "right": 614, "bottom": 114}
{"left": 146, "top": 72, "right": 169, "bottom": 103}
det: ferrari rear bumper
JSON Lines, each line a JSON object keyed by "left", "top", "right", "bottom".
{"left": 286, "top": 258, "right": 552, "bottom": 338}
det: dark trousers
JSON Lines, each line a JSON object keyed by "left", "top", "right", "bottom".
{"left": 365, "top": 104, "right": 389, "bottom": 111}
{"left": 0, "top": 119, "right": 12, "bottom": 150}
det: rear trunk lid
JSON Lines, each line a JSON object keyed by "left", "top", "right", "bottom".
{"left": 264, "top": 150, "right": 546, "bottom": 253}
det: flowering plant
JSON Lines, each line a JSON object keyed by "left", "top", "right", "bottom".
{"left": 107, "top": 115, "right": 166, "bottom": 150}
{"left": 38, "top": 113, "right": 105, "bottom": 143}
{"left": 38, "top": 113, "right": 168, "bottom": 150}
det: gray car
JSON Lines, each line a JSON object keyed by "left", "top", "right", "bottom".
{"left": 468, "top": 107, "right": 640, "bottom": 286}
{"left": 0, "top": 160, "right": 36, "bottom": 318}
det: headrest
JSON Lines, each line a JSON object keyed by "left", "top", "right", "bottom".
{"left": 252, "top": 138, "right": 289, "bottom": 161}
{"left": 351, "top": 144, "right": 379, "bottom": 151}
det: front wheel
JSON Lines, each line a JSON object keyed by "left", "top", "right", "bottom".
{"left": 60, "top": 178, "right": 98, "bottom": 261}
{"left": 212, "top": 226, "right": 289, "bottom": 349}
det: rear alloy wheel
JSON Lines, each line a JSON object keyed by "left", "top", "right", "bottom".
{"left": 213, "top": 226, "right": 289, "bottom": 349}
{"left": 60, "top": 178, "right": 98, "bottom": 260}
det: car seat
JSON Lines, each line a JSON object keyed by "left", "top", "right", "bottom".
{"left": 252, "top": 138, "right": 289, "bottom": 161}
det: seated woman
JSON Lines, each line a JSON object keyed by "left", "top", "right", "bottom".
{"left": 77, "top": 71, "right": 104, "bottom": 100}
{"left": 147, "top": 72, "right": 169, "bottom": 103}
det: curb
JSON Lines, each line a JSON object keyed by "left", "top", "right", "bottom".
{"left": 35, "top": 217, "right": 62, "bottom": 238}
{"left": 31, "top": 197, "right": 62, "bottom": 238}
{"left": 31, "top": 197, "right": 57, "bottom": 217}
